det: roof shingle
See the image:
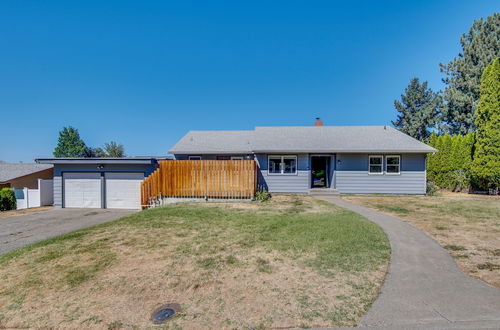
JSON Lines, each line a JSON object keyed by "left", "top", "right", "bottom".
{"left": 0, "top": 163, "right": 53, "bottom": 183}
{"left": 168, "top": 126, "right": 437, "bottom": 154}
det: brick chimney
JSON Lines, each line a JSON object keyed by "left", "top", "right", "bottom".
{"left": 314, "top": 117, "right": 324, "bottom": 126}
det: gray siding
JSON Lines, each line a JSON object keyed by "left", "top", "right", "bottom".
{"left": 53, "top": 176, "right": 62, "bottom": 207}
{"left": 336, "top": 171, "right": 426, "bottom": 194}
{"left": 336, "top": 153, "right": 426, "bottom": 171}
{"left": 53, "top": 163, "right": 158, "bottom": 208}
{"left": 335, "top": 153, "right": 426, "bottom": 194}
{"left": 256, "top": 153, "right": 310, "bottom": 193}
{"left": 174, "top": 154, "right": 252, "bottom": 160}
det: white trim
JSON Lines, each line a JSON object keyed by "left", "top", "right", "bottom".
{"left": 188, "top": 155, "right": 202, "bottom": 160}
{"left": 267, "top": 155, "right": 298, "bottom": 176}
{"left": 368, "top": 155, "right": 384, "bottom": 175}
{"left": 230, "top": 156, "right": 244, "bottom": 160}
{"left": 385, "top": 155, "right": 401, "bottom": 175}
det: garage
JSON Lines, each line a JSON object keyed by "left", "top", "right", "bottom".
{"left": 105, "top": 172, "right": 143, "bottom": 209}
{"left": 64, "top": 172, "right": 102, "bottom": 208}
{"left": 36, "top": 157, "right": 168, "bottom": 209}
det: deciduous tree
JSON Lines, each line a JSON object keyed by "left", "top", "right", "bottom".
{"left": 104, "top": 141, "right": 126, "bottom": 157}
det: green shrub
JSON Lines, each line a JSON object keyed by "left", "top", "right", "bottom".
{"left": 426, "top": 132, "right": 475, "bottom": 190}
{"left": 426, "top": 181, "right": 439, "bottom": 196}
{"left": 448, "top": 169, "right": 470, "bottom": 192}
{"left": 254, "top": 191, "right": 271, "bottom": 202}
{"left": 0, "top": 188, "right": 16, "bottom": 211}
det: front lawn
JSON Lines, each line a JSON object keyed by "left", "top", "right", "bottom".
{"left": 0, "top": 195, "right": 390, "bottom": 329}
{"left": 343, "top": 192, "right": 500, "bottom": 288}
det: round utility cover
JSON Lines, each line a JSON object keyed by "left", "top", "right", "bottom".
{"left": 150, "top": 303, "right": 182, "bottom": 324}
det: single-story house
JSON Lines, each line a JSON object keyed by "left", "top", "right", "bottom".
{"left": 169, "top": 124, "right": 437, "bottom": 194}
{"left": 0, "top": 163, "right": 53, "bottom": 189}
{"left": 35, "top": 157, "right": 169, "bottom": 209}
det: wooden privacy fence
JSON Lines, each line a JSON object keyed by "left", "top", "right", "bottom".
{"left": 141, "top": 160, "right": 257, "bottom": 208}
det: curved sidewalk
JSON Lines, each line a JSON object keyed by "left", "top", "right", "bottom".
{"left": 319, "top": 196, "right": 500, "bottom": 329}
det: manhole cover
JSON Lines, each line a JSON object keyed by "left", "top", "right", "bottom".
{"left": 151, "top": 303, "right": 182, "bottom": 324}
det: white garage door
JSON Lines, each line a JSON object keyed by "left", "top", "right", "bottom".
{"left": 64, "top": 173, "right": 102, "bottom": 208}
{"left": 105, "top": 172, "right": 143, "bottom": 209}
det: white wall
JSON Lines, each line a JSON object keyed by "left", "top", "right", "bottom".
{"left": 14, "top": 179, "right": 54, "bottom": 209}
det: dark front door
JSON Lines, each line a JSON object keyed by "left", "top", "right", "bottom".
{"left": 311, "top": 156, "right": 330, "bottom": 188}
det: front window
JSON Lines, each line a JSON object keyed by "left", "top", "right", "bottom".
{"left": 369, "top": 155, "right": 383, "bottom": 174}
{"left": 268, "top": 156, "right": 297, "bottom": 175}
{"left": 386, "top": 155, "right": 401, "bottom": 174}
{"left": 188, "top": 155, "right": 201, "bottom": 160}
{"left": 231, "top": 156, "right": 244, "bottom": 160}
{"left": 269, "top": 156, "right": 282, "bottom": 174}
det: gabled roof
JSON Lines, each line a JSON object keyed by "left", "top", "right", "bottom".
{"left": 168, "top": 126, "right": 437, "bottom": 154}
{"left": 0, "top": 163, "right": 53, "bottom": 183}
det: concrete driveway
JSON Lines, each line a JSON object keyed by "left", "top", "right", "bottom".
{"left": 319, "top": 196, "right": 500, "bottom": 330}
{"left": 0, "top": 208, "right": 136, "bottom": 255}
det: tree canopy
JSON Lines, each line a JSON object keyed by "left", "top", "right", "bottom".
{"left": 440, "top": 13, "right": 500, "bottom": 134}
{"left": 53, "top": 127, "right": 126, "bottom": 158}
{"left": 104, "top": 141, "right": 126, "bottom": 157}
{"left": 392, "top": 78, "right": 441, "bottom": 140}
{"left": 53, "top": 127, "right": 88, "bottom": 157}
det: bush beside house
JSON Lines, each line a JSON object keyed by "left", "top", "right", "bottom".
{"left": 0, "top": 188, "right": 16, "bottom": 211}
{"left": 427, "top": 133, "right": 475, "bottom": 191}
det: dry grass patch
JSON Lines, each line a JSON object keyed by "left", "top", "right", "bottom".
{"left": 343, "top": 192, "right": 500, "bottom": 287}
{"left": 0, "top": 195, "right": 389, "bottom": 329}
{"left": 0, "top": 206, "right": 53, "bottom": 218}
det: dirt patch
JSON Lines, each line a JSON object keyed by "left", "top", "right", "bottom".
{"left": 0, "top": 206, "right": 53, "bottom": 219}
{"left": 343, "top": 193, "right": 500, "bottom": 288}
{"left": 199, "top": 194, "right": 336, "bottom": 214}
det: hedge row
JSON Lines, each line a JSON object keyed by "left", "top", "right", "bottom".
{"left": 426, "top": 132, "right": 475, "bottom": 191}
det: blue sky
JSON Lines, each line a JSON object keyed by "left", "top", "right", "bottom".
{"left": 1, "top": 1, "right": 498, "bottom": 162}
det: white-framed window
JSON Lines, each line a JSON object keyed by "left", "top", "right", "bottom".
{"left": 368, "top": 155, "right": 383, "bottom": 174}
{"left": 231, "top": 156, "right": 244, "bottom": 160}
{"left": 386, "top": 155, "right": 401, "bottom": 174}
{"left": 268, "top": 155, "right": 297, "bottom": 175}
{"left": 188, "top": 155, "right": 201, "bottom": 160}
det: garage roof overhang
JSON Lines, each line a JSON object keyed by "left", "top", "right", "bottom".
{"left": 35, "top": 157, "right": 171, "bottom": 165}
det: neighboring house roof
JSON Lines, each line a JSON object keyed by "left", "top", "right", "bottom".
{"left": 35, "top": 157, "right": 172, "bottom": 165}
{"left": 0, "top": 163, "right": 53, "bottom": 183}
{"left": 169, "top": 126, "right": 437, "bottom": 154}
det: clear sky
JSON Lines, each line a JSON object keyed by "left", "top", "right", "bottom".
{"left": 1, "top": 1, "right": 498, "bottom": 163}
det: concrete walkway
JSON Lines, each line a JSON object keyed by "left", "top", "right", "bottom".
{"left": 318, "top": 196, "right": 500, "bottom": 330}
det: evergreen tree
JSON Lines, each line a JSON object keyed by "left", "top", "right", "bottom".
{"left": 426, "top": 132, "right": 439, "bottom": 183}
{"left": 53, "top": 127, "right": 87, "bottom": 157}
{"left": 462, "top": 133, "right": 475, "bottom": 170}
{"left": 471, "top": 58, "right": 500, "bottom": 188}
{"left": 392, "top": 78, "right": 441, "bottom": 140}
{"left": 439, "top": 135, "right": 454, "bottom": 187}
{"left": 427, "top": 132, "right": 476, "bottom": 190}
{"left": 440, "top": 13, "right": 500, "bottom": 134}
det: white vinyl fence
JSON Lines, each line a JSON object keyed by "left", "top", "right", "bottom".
{"left": 14, "top": 179, "right": 53, "bottom": 209}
